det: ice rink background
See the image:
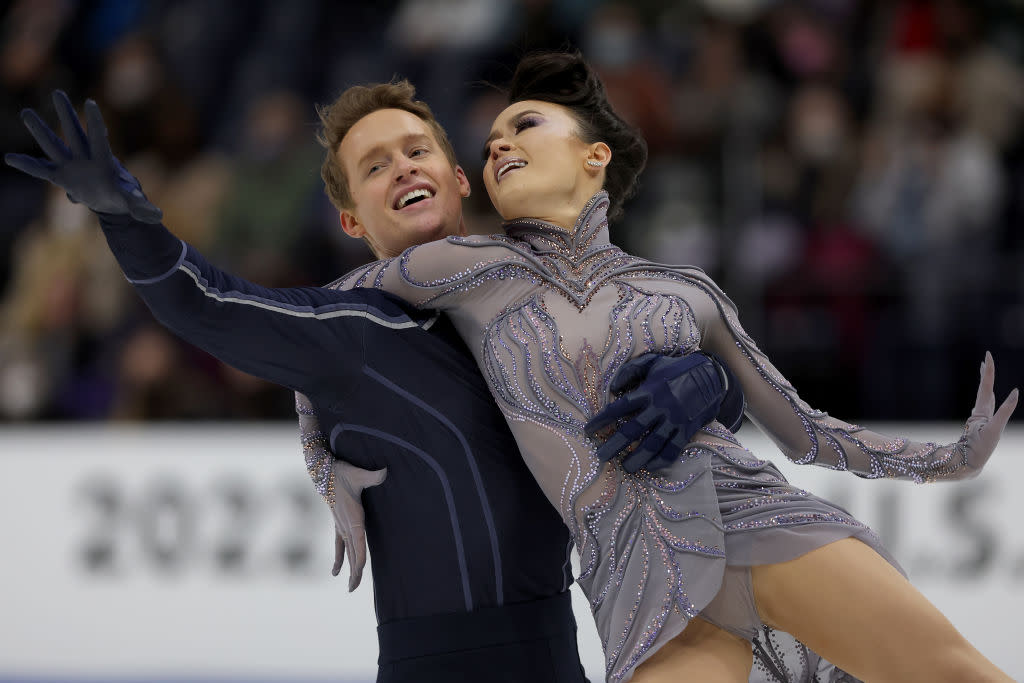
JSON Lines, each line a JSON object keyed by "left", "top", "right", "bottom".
{"left": 1, "top": 423, "right": 1022, "bottom": 682}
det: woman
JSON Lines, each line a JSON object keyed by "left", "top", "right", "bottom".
{"left": 328, "top": 52, "right": 1017, "bottom": 682}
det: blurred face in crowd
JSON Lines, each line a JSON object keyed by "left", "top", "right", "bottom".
{"left": 482, "top": 100, "right": 608, "bottom": 230}
{"left": 337, "top": 108, "right": 470, "bottom": 258}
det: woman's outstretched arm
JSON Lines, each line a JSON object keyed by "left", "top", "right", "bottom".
{"left": 683, "top": 269, "right": 1018, "bottom": 482}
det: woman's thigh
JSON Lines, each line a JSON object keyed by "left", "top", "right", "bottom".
{"left": 750, "top": 537, "right": 1009, "bottom": 683}
{"left": 630, "top": 616, "right": 752, "bottom": 683}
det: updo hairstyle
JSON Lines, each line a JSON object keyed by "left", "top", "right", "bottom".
{"left": 506, "top": 50, "right": 648, "bottom": 222}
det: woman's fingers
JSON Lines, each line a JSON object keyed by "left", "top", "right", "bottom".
{"left": 990, "top": 388, "right": 1019, "bottom": 435}
{"left": 349, "top": 465, "right": 388, "bottom": 490}
{"left": 347, "top": 527, "right": 366, "bottom": 592}
{"left": 970, "top": 352, "right": 996, "bottom": 421}
{"left": 332, "top": 533, "right": 345, "bottom": 576}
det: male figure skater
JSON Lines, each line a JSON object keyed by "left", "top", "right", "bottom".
{"left": 7, "top": 88, "right": 742, "bottom": 683}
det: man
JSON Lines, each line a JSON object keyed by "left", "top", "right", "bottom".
{"left": 7, "top": 87, "right": 742, "bottom": 682}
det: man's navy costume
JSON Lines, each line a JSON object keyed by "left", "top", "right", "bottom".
{"left": 99, "top": 212, "right": 589, "bottom": 682}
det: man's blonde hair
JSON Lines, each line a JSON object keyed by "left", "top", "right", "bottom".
{"left": 317, "top": 80, "right": 458, "bottom": 210}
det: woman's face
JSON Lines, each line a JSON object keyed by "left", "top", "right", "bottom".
{"left": 482, "top": 100, "right": 607, "bottom": 228}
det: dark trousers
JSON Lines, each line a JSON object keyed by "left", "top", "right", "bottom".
{"left": 376, "top": 591, "right": 590, "bottom": 682}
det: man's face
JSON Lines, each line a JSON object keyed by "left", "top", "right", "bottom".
{"left": 338, "top": 108, "right": 470, "bottom": 258}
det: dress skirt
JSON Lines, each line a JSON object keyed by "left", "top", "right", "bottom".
{"left": 576, "top": 424, "right": 901, "bottom": 683}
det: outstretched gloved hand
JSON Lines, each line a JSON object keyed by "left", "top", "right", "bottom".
{"left": 330, "top": 459, "right": 387, "bottom": 591}
{"left": 5, "top": 89, "right": 162, "bottom": 222}
{"left": 585, "top": 352, "right": 743, "bottom": 473}
{"left": 951, "top": 351, "right": 1018, "bottom": 481}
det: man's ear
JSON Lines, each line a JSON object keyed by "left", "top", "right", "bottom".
{"left": 455, "top": 165, "right": 471, "bottom": 198}
{"left": 339, "top": 209, "right": 365, "bottom": 238}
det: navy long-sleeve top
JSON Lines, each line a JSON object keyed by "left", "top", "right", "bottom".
{"left": 98, "top": 214, "right": 573, "bottom": 625}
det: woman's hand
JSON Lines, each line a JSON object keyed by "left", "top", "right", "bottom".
{"left": 953, "top": 351, "right": 1018, "bottom": 480}
{"left": 330, "top": 459, "right": 387, "bottom": 591}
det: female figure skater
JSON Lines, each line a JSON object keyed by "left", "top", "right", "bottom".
{"left": 315, "top": 52, "right": 1017, "bottom": 682}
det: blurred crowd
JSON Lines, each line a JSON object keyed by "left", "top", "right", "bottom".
{"left": 1, "top": 0, "right": 1022, "bottom": 422}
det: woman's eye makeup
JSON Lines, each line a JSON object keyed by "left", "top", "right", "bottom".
{"left": 514, "top": 115, "right": 541, "bottom": 133}
{"left": 481, "top": 115, "right": 543, "bottom": 161}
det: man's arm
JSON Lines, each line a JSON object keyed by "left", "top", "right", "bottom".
{"left": 585, "top": 352, "right": 745, "bottom": 472}
{"left": 8, "top": 90, "right": 398, "bottom": 587}
{"left": 99, "top": 210, "right": 397, "bottom": 394}
{"left": 6, "top": 90, "right": 383, "bottom": 396}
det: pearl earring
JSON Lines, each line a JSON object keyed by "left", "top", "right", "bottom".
{"left": 587, "top": 160, "right": 604, "bottom": 167}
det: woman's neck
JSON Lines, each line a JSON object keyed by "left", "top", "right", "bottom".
{"left": 511, "top": 190, "right": 604, "bottom": 233}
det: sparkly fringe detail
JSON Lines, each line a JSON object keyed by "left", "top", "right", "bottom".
{"left": 296, "top": 393, "right": 334, "bottom": 505}
{"left": 294, "top": 396, "right": 316, "bottom": 416}
{"left": 302, "top": 429, "right": 335, "bottom": 506}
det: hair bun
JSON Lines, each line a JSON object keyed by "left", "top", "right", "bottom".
{"left": 506, "top": 50, "right": 648, "bottom": 222}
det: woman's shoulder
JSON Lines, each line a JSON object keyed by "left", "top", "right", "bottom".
{"left": 620, "top": 255, "right": 718, "bottom": 288}
{"left": 328, "top": 259, "right": 395, "bottom": 290}
{"left": 401, "top": 232, "right": 535, "bottom": 271}
{"left": 444, "top": 232, "right": 527, "bottom": 252}
{"left": 616, "top": 256, "right": 740, "bottom": 315}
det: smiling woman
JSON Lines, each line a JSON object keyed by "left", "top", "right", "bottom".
{"left": 482, "top": 101, "right": 608, "bottom": 230}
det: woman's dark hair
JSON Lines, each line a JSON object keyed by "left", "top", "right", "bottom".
{"left": 506, "top": 50, "right": 648, "bottom": 222}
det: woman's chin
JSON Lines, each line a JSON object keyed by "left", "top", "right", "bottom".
{"left": 493, "top": 196, "right": 532, "bottom": 222}
{"left": 491, "top": 182, "right": 535, "bottom": 218}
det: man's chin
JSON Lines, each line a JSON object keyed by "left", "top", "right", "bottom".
{"left": 397, "top": 210, "right": 459, "bottom": 245}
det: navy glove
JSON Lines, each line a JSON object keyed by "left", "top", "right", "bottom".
{"left": 585, "top": 352, "right": 744, "bottom": 473}
{"left": 5, "top": 90, "right": 162, "bottom": 223}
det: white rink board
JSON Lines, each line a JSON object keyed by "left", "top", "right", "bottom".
{"left": 0, "top": 423, "right": 1022, "bottom": 681}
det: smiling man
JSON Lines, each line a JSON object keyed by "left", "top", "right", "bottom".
{"left": 7, "top": 85, "right": 742, "bottom": 683}
{"left": 331, "top": 106, "right": 471, "bottom": 256}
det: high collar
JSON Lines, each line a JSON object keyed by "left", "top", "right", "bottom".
{"left": 502, "top": 191, "right": 611, "bottom": 257}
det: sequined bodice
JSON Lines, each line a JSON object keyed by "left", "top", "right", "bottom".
{"left": 479, "top": 205, "right": 704, "bottom": 430}
{"left": 447, "top": 197, "right": 722, "bottom": 532}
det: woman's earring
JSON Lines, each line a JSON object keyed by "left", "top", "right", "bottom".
{"left": 587, "top": 160, "right": 604, "bottom": 167}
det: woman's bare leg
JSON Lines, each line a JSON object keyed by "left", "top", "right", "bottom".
{"left": 751, "top": 537, "right": 1011, "bottom": 683}
{"left": 630, "top": 616, "right": 752, "bottom": 683}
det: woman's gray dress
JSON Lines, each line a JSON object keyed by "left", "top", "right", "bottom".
{"left": 310, "top": 192, "right": 972, "bottom": 682}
